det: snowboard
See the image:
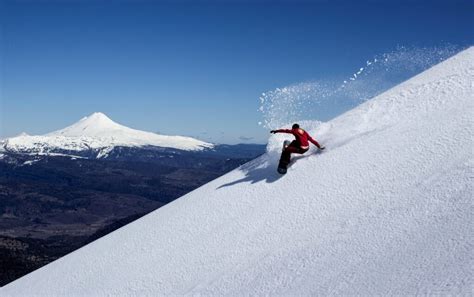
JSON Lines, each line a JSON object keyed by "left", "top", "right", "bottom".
{"left": 277, "top": 140, "right": 291, "bottom": 174}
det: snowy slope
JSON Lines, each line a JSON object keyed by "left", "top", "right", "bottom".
{"left": 2, "top": 47, "right": 473, "bottom": 296}
{"left": 1, "top": 112, "right": 212, "bottom": 155}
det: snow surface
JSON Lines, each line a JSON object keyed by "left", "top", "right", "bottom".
{"left": 2, "top": 47, "right": 473, "bottom": 296}
{"left": 1, "top": 112, "right": 212, "bottom": 155}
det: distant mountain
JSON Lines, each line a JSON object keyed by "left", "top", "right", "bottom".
{"left": 1, "top": 112, "right": 213, "bottom": 158}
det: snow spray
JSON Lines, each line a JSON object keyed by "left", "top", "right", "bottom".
{"left": 258, "top": 45, "right": 462, "bottom": 130}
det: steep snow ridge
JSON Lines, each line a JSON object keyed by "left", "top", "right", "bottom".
{"left": 2, "top": 47, "right": 472, "bottom": 295}
{"left": 2, "top": 112, "right": 213, "bottom": 155}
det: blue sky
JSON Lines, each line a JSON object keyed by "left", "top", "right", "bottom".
{"left": 2, "top": 0, "right": 473, "bottom": 144}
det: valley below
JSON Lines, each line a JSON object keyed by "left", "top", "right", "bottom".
{"left": 0, "top": 144, "right": 265, "bottom": 286}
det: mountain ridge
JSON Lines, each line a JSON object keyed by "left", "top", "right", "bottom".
{"left": 1, "top": 112, "right": 213, "bottom": 157}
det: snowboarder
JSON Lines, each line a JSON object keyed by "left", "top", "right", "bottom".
{"left": 270, "top": 123, "right": 325, "bottom": 174}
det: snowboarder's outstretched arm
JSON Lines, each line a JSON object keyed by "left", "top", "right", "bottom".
{"left": 270, "top": 129, "right": 292, "bottom": 134}
{"left": 307, "top": 133, "right": 325, "bottom": 149}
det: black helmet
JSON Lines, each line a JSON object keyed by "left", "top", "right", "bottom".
{"left": 292, "top": 123, "right": 300, "bottom": 129}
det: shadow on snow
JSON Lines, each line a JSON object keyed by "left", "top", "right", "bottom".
{"left": 217, "top": 157, "right": 282, "bottom": 189}
{"left": 217, "top": 150, "right": 322, "bottom": 189}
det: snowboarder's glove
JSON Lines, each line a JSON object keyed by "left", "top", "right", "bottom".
{"left": 270, "top": 130, "right": 277, "bottom": 134}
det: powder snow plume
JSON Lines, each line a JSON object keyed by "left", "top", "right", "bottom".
{"left": 258, "top": 45, "right": 462, "bottom": 130}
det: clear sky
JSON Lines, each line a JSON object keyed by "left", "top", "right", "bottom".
{"left": 1, "top": 0, "right": 473, "bottom": 144}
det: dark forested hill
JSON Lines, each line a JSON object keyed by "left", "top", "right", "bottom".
{"left": 0, "top": 144, "right": 265, "bottom": 286}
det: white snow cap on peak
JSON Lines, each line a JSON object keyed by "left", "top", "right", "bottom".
{"left": 48, "top": 112, "right": 126, "bottom": 137}
{"left": 80, "top": 112, "right": 115, "bottom": 123}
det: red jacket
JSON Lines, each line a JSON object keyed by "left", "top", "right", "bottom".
{"left": 275, "top": 128, "right": 321, "bottom": 149}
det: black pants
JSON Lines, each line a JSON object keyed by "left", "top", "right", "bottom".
{"left": 280, "top": 140, "right": 308, "bottom": 166}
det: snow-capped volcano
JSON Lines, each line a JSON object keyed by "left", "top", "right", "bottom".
{"left": 1, "top": 112, "right": 213, "bottom": 157}
{"left": 3, "top": 48, "right": 471, "bottom": 295}
{"left": 47, "top": 112, "right": 129, "bottom": 137}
